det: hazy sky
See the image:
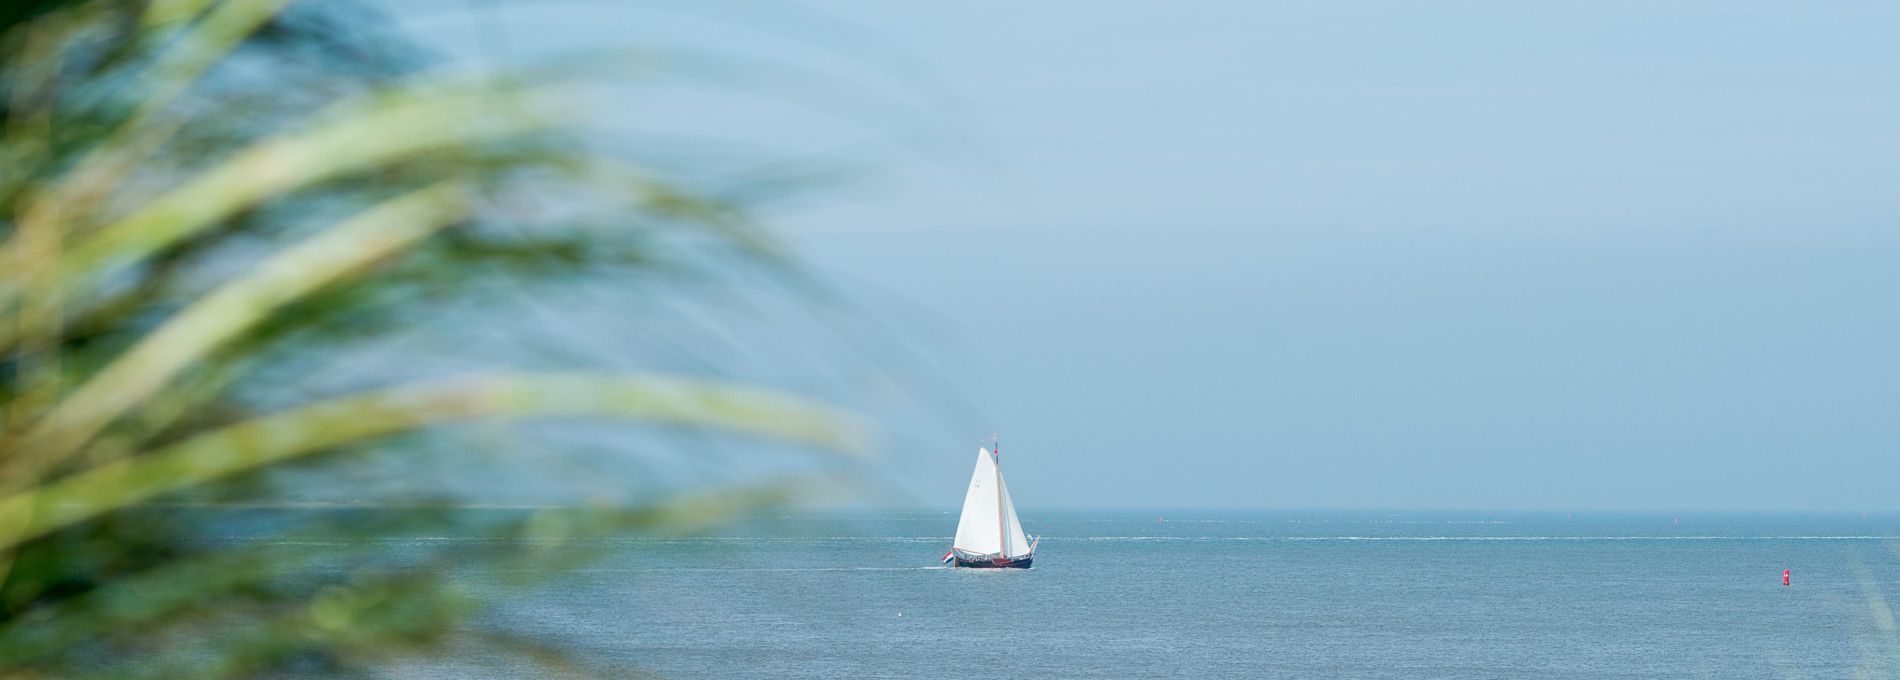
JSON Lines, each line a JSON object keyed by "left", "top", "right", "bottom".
{"left": 412, "top": 1, "right": 1900, "bottom": 510}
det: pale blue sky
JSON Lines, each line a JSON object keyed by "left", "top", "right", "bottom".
{"left": 409, "top": 1, "right": 1900, "bottom": 510}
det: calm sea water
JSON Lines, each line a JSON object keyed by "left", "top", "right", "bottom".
{"left": 368, "top": 510, "right": 1900, "bottom": 678}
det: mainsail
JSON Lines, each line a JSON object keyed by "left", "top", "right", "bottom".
{"left": 952, "top": 447, "right": 1030, "bottom": 558}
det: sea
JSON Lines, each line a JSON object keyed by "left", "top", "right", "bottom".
{"left": 369, "top": 510, "right": 1900, "bottom": 678}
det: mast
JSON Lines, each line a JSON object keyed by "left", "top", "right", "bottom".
{"left": 993, "top": 444, "right": 1005, "bottom": 557}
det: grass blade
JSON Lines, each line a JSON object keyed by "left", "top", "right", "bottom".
{"left": 7, "top": 183, "right": 473, "bottom": 483}
{"left": 0, "top": 371, "right": 868, "bottom": 550}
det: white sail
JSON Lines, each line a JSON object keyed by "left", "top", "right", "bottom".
{"left": 952, "top": 447, "right": 1002, "bottom": 555}
{"left": 952, "top": 446, "right": 1032, "bottom": 558}
{"left": 998, "top": 474, "right": 1030, "bottom": 558}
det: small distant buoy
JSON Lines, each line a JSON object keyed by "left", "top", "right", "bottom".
{"left": 897, "top": 612, "right": 904, "bottom": 617}
{"left": 1783, "top": 569, "right": 1791, "bottom": 587}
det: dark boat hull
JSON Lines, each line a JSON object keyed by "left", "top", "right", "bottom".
{"left": 952, "top": 553, "right": 1033, "bottom": 569}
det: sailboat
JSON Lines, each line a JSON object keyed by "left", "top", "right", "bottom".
{"left": 943, "top": 441, "right": 1037, "bottom": 568}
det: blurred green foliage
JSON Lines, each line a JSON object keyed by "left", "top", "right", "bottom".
{"left": 0, "top": 1, "right": 866, "bottom": 676}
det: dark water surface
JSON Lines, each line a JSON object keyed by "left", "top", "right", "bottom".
{"left": 352, "top": 510, "right": 1900, "bottom": 678}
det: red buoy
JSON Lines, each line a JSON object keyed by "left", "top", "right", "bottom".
{"left": 1783, "top": 569, "right": 1791, "bottom": 587}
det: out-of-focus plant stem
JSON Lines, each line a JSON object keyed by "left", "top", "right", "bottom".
{"left": 0, "top": 372, "right": 867, "bottom": 550}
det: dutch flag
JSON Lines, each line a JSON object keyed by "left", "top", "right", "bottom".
{"left": 941, "top": 550, "right": 955, "bottom": 564}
